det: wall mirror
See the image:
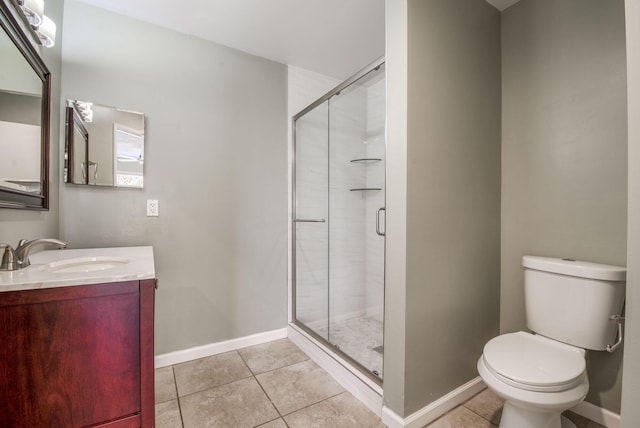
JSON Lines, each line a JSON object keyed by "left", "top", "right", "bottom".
{"left": 65, "top": 100, "right": 145, "bottom": 188}
{"left": 0, "top": 1, "right": 51, "bottom": 209}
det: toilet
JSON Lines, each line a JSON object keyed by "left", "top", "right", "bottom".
{"left": 478, "top": 256, "right": 626, "bottom": 428}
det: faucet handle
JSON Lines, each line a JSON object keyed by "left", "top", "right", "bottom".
{"left": 0, "top": 244, "right": 17, "bottom": 271}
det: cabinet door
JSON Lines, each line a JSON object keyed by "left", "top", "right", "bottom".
{"left": 0, "top": 282, "right": 141, "bottom": 428}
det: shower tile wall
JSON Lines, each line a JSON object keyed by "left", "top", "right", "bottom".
{"left": 365, "top": 78, "right": 385, "bottom": 323}
{"left": 329, "top": 86, "right": 369, "bottom": 325}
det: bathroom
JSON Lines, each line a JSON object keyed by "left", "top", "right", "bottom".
{"left": 0, "top": 0, "right": 639, "bottom": 427}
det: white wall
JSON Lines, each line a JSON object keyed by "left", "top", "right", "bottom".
{"left": 0, "top": 121, "right": 40, "bottom": 181}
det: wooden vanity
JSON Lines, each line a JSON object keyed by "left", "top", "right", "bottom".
{"left": 0, "top": 247, "right": 155, "bottom": 427}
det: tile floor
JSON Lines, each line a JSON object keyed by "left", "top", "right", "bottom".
{"left": 155, "top": 338, "right": 606, "bottom": 428}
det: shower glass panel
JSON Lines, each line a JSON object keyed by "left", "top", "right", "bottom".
{"left": 293, "top": 60, "right": 385, "bottom": 380}
{"left": 294, "top": 101, "right": 329, "bottom": 340}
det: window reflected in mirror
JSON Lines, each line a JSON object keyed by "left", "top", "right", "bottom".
{"left": 65, "top": 100, "right": 145, "bottom": 189}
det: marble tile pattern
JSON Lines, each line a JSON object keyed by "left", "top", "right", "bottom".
{"left": 315, "top": 315, "right": 384, "bottom": 377}
{"left": 155, "top": 338, "right": 607, "bottom": 428}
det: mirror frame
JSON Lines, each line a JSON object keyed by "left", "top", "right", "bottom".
{"left": 65, "top": 106, "right": 89, "bottom": 184}
{"left": 0, "top": 0, "right": 51, "bottom": 210}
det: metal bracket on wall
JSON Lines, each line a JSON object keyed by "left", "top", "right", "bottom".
{"left": 606, "top": 314, "right": 625, "bottom": 352}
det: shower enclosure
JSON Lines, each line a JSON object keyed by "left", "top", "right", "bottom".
{"left": 292, "top": 59, "right": 385, "bottom": 381}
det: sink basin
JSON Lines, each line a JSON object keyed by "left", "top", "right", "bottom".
{"left": 41, "top": 257, "right": 130, "bottom": 274}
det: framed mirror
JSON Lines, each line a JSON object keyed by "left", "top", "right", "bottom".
{"left": 65, "top": 100, "right": 145, "bottom": 188}
{"left": 0, "top": 0, "right": 51, "bottom": 209}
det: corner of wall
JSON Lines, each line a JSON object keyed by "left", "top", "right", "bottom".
{"left": 383, "top": 0, "right": 408, "bottom": 417}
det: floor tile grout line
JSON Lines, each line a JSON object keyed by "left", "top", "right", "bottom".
{"left": 278, "top": 390, "right": 347, "bottom": 418}
{"left": 175, "top": 373, "right": 255, "bottom": 400}
{"left": 235, "top": 349, "right": 289, "bottom": 424}
{"left": 461, "top": 402, "right": 496, "bottom": 425}
{"left": 159, "top": 339, "right": 605, "bottom": 428}
{"left": 236, "top": 346, "right": 256, "bottom": 377}
{"left": 251, "top": 356, "right": 312, "bottom": 377}
{"left": 252, "top": 367, "right": 287, "bottom": 421}
{"left": 171, "top": 365, "right": 186, "bottom": 428}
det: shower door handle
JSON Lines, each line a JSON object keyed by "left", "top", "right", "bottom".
{"left": 294, "top": 219, "right": 326, "bottom": 223}
{"left": 376, "top": 207, "right": 385, "bottom": 236}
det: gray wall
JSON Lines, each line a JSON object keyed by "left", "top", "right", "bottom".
{"left": 0, "top": 0, "right": 63, "bottom": 243}
{"left": 382, "top": 0, "right": 408, "bottom": 415}
{"left": 0, "top": 92, "right": 41, "bottom": 125}
{"left": 501, "top": 0, "right": 627, "bottom": 413}
{"left": 622, "top": 1, "right": 640, "bottom": 425}
{"left": 59, "top": 0, "right": 288, "bottom": 354}
{"left": 402, "top": 0, "right": 501, "bottom": 415}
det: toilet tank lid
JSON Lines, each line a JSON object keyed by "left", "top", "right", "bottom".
{"left": 523, "top": 256, "right": 626, "bottom": 281}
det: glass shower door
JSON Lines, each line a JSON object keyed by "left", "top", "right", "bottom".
{"left": 328, "top": 65, "right": 385, "bottom": 378}
{"left": 294, "top": 100, "right": 329, "bottom": 339}
{"left": 293, "top": 60, "right": 386, "bottom": 380}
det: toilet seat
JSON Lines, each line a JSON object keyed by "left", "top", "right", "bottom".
{"left": 482, "top": 332, "right": 586, "bottom": 392}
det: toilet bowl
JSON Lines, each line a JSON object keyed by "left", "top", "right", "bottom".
{"left": 478, "top": 256, "right": 626, "bottom": 428}
{"left": 478, "top": 332, "right": 589, "bottom": 428}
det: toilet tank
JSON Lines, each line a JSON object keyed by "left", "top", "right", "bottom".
{"left": 523, "top": 256, "right": 626, "bottom": 351}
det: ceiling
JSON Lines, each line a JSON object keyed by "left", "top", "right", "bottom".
{"left": 75, "top": 0, "right": 385, "bottom": 80}
{"left": 485, "top": 0, "right": 521, "bottom": 11}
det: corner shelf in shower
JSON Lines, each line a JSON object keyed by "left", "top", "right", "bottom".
{"left": 350, "top": 187, "right": 383, "bottom": 192}
{"left": 350, "top": 158, "right": 382, "bottom": 164}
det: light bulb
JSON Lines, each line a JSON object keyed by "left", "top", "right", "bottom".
{"left": 36, "top": 15, "right": 56, "bottom": 48}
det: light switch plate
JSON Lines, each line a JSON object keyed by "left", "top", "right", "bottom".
{"left": 146, "top": 199, "right": 159, "bottom": 217}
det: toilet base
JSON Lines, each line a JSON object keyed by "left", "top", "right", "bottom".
{"left": 499, "top": 401, "right": 577, "bottom": 428}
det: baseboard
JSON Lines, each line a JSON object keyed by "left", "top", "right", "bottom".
{"left": 571, "top": 400, "right": 620, "bottom": 428}
{"left": 154, "top": 328, "right": 288, "bottom": 368}
{"left": 382, "top": 377, "right": 486, "bottom": 428}
{"left": 287, "top": 324, "right": 384, "bottom": 417}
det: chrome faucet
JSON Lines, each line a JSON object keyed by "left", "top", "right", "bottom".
{"left": 0, "top": 238, "right": 67, "bottom": 271}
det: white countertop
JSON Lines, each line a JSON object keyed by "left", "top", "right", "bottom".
{"left": 0, "top": 246, "right": 155, "bottom": 292}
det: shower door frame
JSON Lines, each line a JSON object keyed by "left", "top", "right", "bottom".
{"left": 291, "top": 56, "right": 386, "bottom": 385}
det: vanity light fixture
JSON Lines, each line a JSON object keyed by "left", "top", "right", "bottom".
{"left": 74, "top": 101, "right": 94, "bottom": 122}
{"left": 18, "top": 0, "right": 43, "bottom": 27}
{"left": 16, "top": 0, "right": 56, "bottom": 47}
{"left": 35, "top": 14, "right": 55, "bottom": 47}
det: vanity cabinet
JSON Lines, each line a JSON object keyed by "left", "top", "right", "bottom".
{"left": 0, "top": 279, "right": 155, "bottom": 428}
